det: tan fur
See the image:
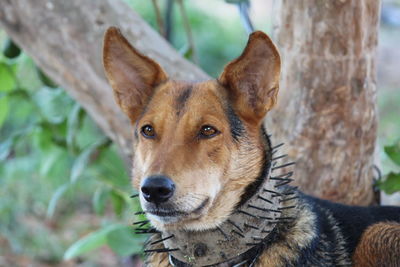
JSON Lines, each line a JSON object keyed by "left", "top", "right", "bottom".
{"left": 353, "top": 222, "right": 400, "bottom": 267}
{"left": 103, "top": 27, "right": 280, "bottom": 234}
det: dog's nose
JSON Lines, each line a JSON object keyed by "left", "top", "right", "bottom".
{"left": 141, "top": 175, "right": 175, "bottom": 204}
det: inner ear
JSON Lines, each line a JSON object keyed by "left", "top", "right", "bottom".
{"left": 219, "top": 31, "right": 281, "bottom": 124}
{"left": 103, "top": 27, "right": 168, "bottom": 122}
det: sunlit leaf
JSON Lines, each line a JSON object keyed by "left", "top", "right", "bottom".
{"left": 0, "top": 62, "right": 15, "bottom": 92}
{"left": 33, "top": 87, "right": 72, "bottom": 124}
{"left": 47, "top": 183, "right": 70, "bottom": 218}
{"left": 70, "top": 147, "right": 94, "bottom": 184}
{"left": 111, "top": 190, "right": 125, "bottom": 216}
{"left": 107, "top": 226, "right": 145, "bottom": 256}
{"left": 385, "top": 142, "right": 400, "bottom": 166}
{"left": 70, "top": 138, "right": 108, "bottom": 183}
{"left": 92, "top": 187, "right": 110, "bottom": 216}
{"left": 64, "top": 224, "right": 123, "bottom": 260}
{"left": 67, "top": 103, "right": 83, "bottom": 152}
{"left": 36, "top": 67, "right": 58, "bottom": 88}
{"left": 0, "top": 96, "right": 9, "bottom": 128}
{"left": 0, "top": 138, "right": 13, "bottom": 161}
{"left": 377, "top": 172, "right": 400, "bottom": 195}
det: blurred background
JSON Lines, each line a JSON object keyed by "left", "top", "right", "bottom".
{"left": 0, "top": 0, "right": 399, "bottom": 266}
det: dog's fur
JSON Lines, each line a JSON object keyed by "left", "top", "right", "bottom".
{"left": 103, "top": 27, "right": 400, "bottom": 266}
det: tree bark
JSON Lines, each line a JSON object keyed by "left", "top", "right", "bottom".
{"left": 0, "top": 0, "right": 209, "bottom": 163}
{"left": 0, "top": 0, "right": 380, "bottom": 205}
{"left": 269, "top": 0, "right": 380, "bottom": 205}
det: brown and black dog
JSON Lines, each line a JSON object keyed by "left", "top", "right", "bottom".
{"left": 103, "top": 27, "right": 400, "bottom": 266}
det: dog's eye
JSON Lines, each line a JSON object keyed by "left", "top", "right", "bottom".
{"left": 141, "top": 125, "right": 156, "bottom": 138}
{"left": 199, "top": 125, "right": 219, "bottom": 139}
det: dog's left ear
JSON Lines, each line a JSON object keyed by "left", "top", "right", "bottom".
{"left": 219, "top": 31, "right": 280, "bottom": 123}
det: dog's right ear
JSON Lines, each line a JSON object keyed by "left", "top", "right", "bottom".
{"left": 103, "top": 27, "right": 168, "bottom": 122}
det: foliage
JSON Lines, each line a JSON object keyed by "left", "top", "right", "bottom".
{"left": 0, "top": 1, "right": 259, "bottom": 263}
{"left": 0, "top": 39, "right": 142, "bottom": 262}
{"left": 377, "top": 141, "right": 400, "bottom": 195}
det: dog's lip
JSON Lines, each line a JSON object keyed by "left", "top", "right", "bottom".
{"left": 146, "top": 197, "right": 210, "bottom": 217}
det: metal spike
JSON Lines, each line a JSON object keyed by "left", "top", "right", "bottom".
{"left": 237, "top": 210, "right": 257, "bottom": 218}
{"left": 272, "top": 162, "right": 295, "bottom": 171}
{"left": 144, "top": 248, "right": 179, "bottom": 254}
{"left": 130, "top": 193, "right": 139, "bottom": 198}
{"left": 150, "top": 234, "right": 174, "bottom": 245}
{"left": 277, "top": 216, "right": 295, "bottom": 220}
{"left": 216, "top": 226, "right": 229, "bottom": 241}
{"left": 248, "top": 204, "right": 282, "bottom": 213}
{"left": 258, "top": 215, "right": 273, "bottom": 220}
{"left": 271, "top": 154, "right": 288, "bottom": 161}
{"left": 257, "top": 195, "right": 273, "bottom": 204}
{"left": 275, "top": 179, "right": 294, "bottom": 188}
{"left": 132, "top": 220, "right": 150, "bottom": 227}
{"left": 270, "top": 171, "right": 294, "bottom": 180}
{"left": 244, "top": 223, "right": 259, "bottom": 230}
{"left": 272, "top": 143, "right": 284, "bottom": 150}
{"left": 280, "top": 196, "right": 299, "bottom": 203}
{"left": 134, "top": 227, "right": 160, "bottom": 234}
{"left": 278, "top": 205, "right": 296, "bottom": 210}
{"left": 232, "top": 229, "right": 245, "bottom": 238}
{"left": 263, "top": 189, "right": 283, "bottom": 197}
{"left": 283, "top": 187, "right": 298, "bottom": 195}
{"left": 227, "top": 219, "right": 244, "bottom": 233}
{"left": 252, "top": 236, "right": 264, "bottom": 241}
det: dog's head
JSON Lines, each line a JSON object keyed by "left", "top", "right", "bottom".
{"left": 103, "top": 27, "right": 280, "bottom": 231}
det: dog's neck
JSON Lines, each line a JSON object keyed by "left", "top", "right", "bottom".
{"left": 143, "top": 134, "right": 301, "bottom": 266}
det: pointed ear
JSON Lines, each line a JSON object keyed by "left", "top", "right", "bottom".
{"left": 103, "top": 27, "right": 168, "bottom": 122}
{"left": 219, "top": 31, "right": 281, "bottom": 123}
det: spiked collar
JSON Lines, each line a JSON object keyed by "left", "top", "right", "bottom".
{"left": 136, "top": 136, "right": 296, "bottom": 266}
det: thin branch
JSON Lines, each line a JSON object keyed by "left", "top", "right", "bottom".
{"left": 176, "top": 0, "right": 198, "bottom": 64}
{"left": 151, "top": 0, "right": 165, "bottom": 37}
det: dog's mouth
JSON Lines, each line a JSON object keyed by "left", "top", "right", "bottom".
{"left": 145, "top": 197, "right": 210, "bottom": 220}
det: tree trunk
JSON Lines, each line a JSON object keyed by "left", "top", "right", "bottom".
{"left": 269, "top": 0, "right": 380, "bottom": 205}
{"left": 0, "top": 0, "right": 209, "bottom": 164}
{"left": 0, "top": 0, "right": 380, "bottom": 205}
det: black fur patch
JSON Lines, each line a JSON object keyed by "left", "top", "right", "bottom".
{"left": 226, "top": 105, "right": 245, "bottom": 141}
{"left": 176, "top": 86, "right": 193, "bottom": 107}
{"left": 175, "top": 86, "right": 193, "bottom": 117}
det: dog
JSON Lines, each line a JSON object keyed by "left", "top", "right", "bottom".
{"left": 102, "top": 27, "right": 400, "bottom": 266}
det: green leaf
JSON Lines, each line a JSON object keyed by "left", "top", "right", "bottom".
{"left": 36, "top": 67, "right": 58, "bottom": 88}
{"left": 110, "top": 190, "right": 125, "bottom": 216}
{"left": 70, "top": 147, "right": 93, "bottom": 183}
{"left": 33, "top": 87, "right": 72, "bottom": 124}
{"left": 67, "top": 104, "right": 83, "bottom": 152}
{"left": 64, "top": 224, "right": 123, "bottom": 260}
{"left": 384, "top": 142, "right": 400, "bottom": 166}
{"left": 0, "top": 138, "right": 13, "bottom": 161}
{"left": 47, "top": 183, "right": 70, "bottom": 218}
{"left": 92, "top": 187, "right": 110, "bottom": 215}
{"left": 377, "top": 172, "right": 400, "bottom": 195}
{"left": 70, "top": 138, "right": 108, "bottom": 183}
{"left": 0, "top": 96, "right": 9, "bottom": 128}
{"left": 106, "top": 226, "right": 145, "bottom": 257}
{"left": 0, "top": 62, "right": 16, "bottom": 92}
{"left": 2, "top": 39, "right": 21, "bottom": 59}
